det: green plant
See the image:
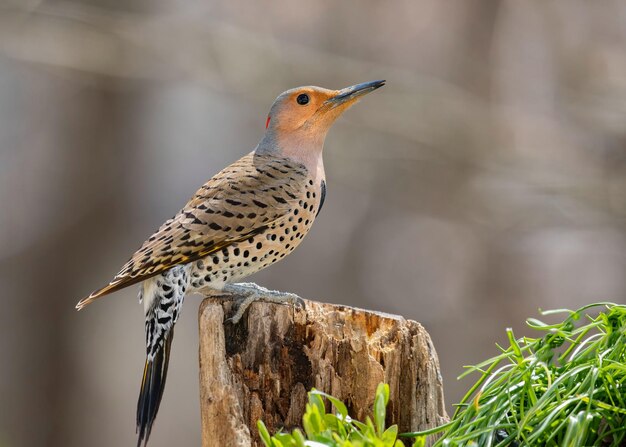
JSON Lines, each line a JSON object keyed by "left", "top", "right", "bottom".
{"left": 258, "top": 383, "right": 420, "bottom": 447}
{"left": 403, "top": 302, "right": 626, "bottom": 446}
{"left": 260, "top": 303, "right": 626, "bottom": 446}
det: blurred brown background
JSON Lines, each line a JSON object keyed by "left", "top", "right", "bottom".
{"left": 1, "top": 1, "right": 625, "bottom": 446}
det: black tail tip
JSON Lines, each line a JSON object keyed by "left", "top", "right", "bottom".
{"left": 136, "top": 334, "right": 173, "bottom": 446}
{"left": 136, "top": 361, "right": 162, "bottom": 447}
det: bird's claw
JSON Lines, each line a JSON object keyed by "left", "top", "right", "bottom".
{"left": 223, "top": 283, "right": 305, "bottom": 325}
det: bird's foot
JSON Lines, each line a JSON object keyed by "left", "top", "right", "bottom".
{"left": 223, "top": 282, "right": 304, "bottom": 324}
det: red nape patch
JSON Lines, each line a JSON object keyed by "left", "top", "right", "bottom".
{"left": 265, "top": 115, "right": 271, "bottom": 129}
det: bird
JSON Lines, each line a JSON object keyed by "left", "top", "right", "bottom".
{"left": 76, "top": 79, "right": 385, "bottom": 446}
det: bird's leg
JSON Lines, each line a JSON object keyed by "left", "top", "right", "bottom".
{"left": 222, "top": 282, "right": 304, "bottom": 324}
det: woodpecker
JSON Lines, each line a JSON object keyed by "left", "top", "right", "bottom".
{"left": 76, "top": 80, "right": 385, "bottom": 446}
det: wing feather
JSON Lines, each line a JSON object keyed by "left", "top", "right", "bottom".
{"left": 76, "top": 152, "right": 307, "bottom": 309}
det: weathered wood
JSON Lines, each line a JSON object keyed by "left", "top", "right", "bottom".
{"left": 198, "top": 296, "right": 448, "bottom": 447}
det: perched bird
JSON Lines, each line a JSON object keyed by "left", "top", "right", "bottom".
{"left": 76, "top": 80, "right": 385, "bottom": 446}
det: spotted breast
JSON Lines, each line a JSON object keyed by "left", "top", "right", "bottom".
{"left": 187, "top": 153, "right": 325, "bottom": 291}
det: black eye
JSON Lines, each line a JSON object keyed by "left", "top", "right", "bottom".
{"left": 296, "top": 93, "right": 309, "bottom": 105}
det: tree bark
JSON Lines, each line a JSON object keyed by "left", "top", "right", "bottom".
{"left": 198, "top": 295, "right": 448, "bottom": 447}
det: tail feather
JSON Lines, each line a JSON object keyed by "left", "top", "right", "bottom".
{"left": 136, "top": 329, "right": 174, "bottom": 447}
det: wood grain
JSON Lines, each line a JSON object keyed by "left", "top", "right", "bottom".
{"left": 198, "top": 296, "right": 448, "bottom": 446}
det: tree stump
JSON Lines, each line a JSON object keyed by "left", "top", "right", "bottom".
{"left": 198, "top": 295, "right": 448, "bottom": 447}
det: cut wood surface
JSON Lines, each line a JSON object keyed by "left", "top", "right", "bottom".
{"left": 198, "top": 295, "right": 448, "bottom": 447}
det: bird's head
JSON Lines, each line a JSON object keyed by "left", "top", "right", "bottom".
{"left": 258, "top": 80, "right": 385, "bottom": 168}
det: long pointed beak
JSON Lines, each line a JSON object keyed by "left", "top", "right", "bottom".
{"left": 325, "top": 80, "right": 385, "bottom": 107}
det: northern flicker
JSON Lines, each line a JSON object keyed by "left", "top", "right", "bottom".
{"left": 76, "top": 80, "right": 385, "bottom": 446}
